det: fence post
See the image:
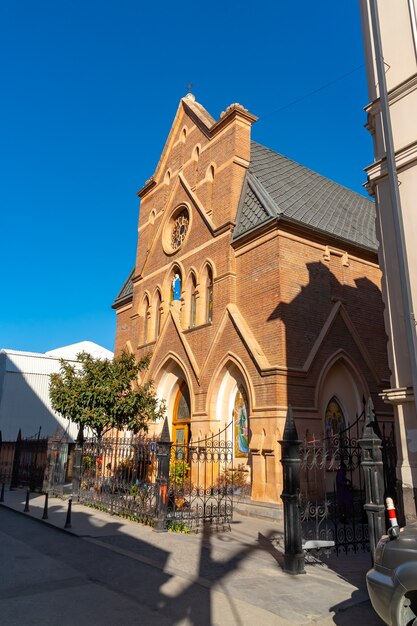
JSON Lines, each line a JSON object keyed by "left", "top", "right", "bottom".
{"left": 24, "top": 488, "right": 30, "bottom": 512}
{"left": 64, "top": 498, "right": 72, "bottom": 529}
{"left": 72, "top": 447, "right": 82, "bottom": 500}
{"left": 42, "top": 492, "right": 49, "bottom": 519}
{"left": 279, "top": 405, "right": 305, "bottom": 575}
{"left": 154, "top": 418, "right": 172, "bottom": 532}
{"left": 359, "top": 397, "right": 385, "bottom": 563}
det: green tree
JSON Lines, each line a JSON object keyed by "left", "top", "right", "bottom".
{"left": 49, "top": 351, "right": 165, "bottom": 440}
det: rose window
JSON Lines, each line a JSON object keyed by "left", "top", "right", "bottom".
{"left": 171, "top": 211, "right": 189, "bottom": 250}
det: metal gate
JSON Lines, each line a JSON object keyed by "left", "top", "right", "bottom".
{"left": 299, "top": 412, "right": 396, "bottom": 555}
{"left": 44, "top": 432, "right": 73, "bottom": 496}
{"left": 75, "top": 422, "right": 235, "bottom": 530}
{"left": 167, "top": 425, "right": 234, "bottom": 530}
{"left": 10, "top": 430, "right": 48, "bottom": 491}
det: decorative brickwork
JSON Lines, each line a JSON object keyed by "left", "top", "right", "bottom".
{"left": 113, "top": 95, "right": 393, "bottom": 507}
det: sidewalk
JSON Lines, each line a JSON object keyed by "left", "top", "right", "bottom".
{"left": 0, "top": 488, "right": 383, "bottom": 625}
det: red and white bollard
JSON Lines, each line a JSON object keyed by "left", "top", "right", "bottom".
{"left": 386, "top": 497, "right": 400, "bottom": 539}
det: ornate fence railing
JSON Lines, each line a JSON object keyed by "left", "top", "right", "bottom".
{"left": 280, "top": 401, "right": 398, "bottom": 573}
{"left": 167, "top": 428, "right": 234, "bottom": 530}
{"left": 0, "top": 430, "right": 48, "bottom": 491}
{"left": 73, "top": 420, "right": 237, "bottom": 531}
{"left": 299, "top": 419, "right": 369, "bottom": 556}
{"left": 78, "top": 434, "right": 159, "bottom": 524}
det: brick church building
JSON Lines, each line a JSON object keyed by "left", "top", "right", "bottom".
{"left": 113, "top": 94, "right": 392, "bottom": 509}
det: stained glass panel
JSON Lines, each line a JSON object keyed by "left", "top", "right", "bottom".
{"left": 233, "top": 385, "right": 249, "bottom": 457}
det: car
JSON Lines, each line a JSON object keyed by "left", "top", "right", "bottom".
{"left": 367, "top": 523, "right": 417, "bottom": 625}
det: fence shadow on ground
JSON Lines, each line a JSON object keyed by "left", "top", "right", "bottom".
{"left": 0, "top": 493, "right": 287, "bottom": 625}
{"left": 1, "top": 488, "right": 385, "bottom": 625}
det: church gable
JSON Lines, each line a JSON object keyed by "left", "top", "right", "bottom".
{"left": 200, "top": 309, "right": 265, "bottom": 397}
{"left": 302, "top": 301, "right": 382, "bottom": 384}
{"left": 135, "top": 97, "right": 257, "bottom": 270}
{"left": 113, "top": 94, "right": 393, "bottom": 511}
{"left": 137, "top": 173, "right": 217, "bottom": 280}
{"left": 150, "top": 307, "right": 200, "bottom": 387}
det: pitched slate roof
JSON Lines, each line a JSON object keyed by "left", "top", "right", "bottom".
{"left": 112, "top": 268, "right": 134, "bottom": 308}
{"left": 233, "top": 141, "right": 377, "bottom": 251}
{"left": 114, "top": 141, "right": 378, "bottom": 308}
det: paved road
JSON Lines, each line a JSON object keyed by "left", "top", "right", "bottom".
{"left": 1, "top": 507, "right": 178, "bottom": 625}
{"left": 0, "top": 501, "right": 384, "bottom": 625}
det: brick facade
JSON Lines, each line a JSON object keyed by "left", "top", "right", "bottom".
{"left": 113, "top": 95, "right": 393, "bottom": 505}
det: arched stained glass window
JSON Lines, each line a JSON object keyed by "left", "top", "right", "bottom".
{"left": 173, "top": 381, "right": 191, "bottom": 454}
{"left": 324, "top": 397, "right": 346, "bottom": 437}
{"left": 171, "top": 210, "right": 189, "bottom": 251}
{"left": 233, "top": 385, "right": 249, "bottom": 457}
{"left": 176, "top": 384, "right": 191, "bottom": 422}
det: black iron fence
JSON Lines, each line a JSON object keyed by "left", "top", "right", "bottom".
{"left": 71, "top": 420, "right": 236, "bottom": 531}
{"left": 299, "top": 412, "right": 396, "bottom": 556}
{"left": 299, "top": 415, "right": 369, "bottom": 556}
{"left": 77, "top": 434, "right": 159, "bottom": 523}
{"left": 280, "top": 400, "right": 398, "bottom": 573}
{"left": 0, "top": 429, "right": 47, "bottom": 491}
{"left": 167, "top": 429, "right": 234, "bottom": 530}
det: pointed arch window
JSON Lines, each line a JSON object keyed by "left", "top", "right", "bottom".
{"left": 206, "top": 267, "right": 213, "bottom": 323}
{"left": 173, "top": 381, "right": 191, "bottom": 454}
{"left": 190, "top": 275, "right": 197, "bottom": 328}
{"left": 170, "top": 269, "right": 182, "bottom": 302}
{"left": 324, "top": 397, "right": 346, "bottom": 437}
{"left": 233, "top": 385, "right": 249, "bottom": 457}
{"left": 154, "top": 291, "right": 162, "bottom": 340}
{"left": 143, "top": 296, "right": 150, "bottom": 344}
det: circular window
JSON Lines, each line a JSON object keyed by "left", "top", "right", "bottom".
{"left": 163, "top": 207, "right": 190, "bottom": 254}
{"left": 171, "top": 211, "right": 189, "bottom": 250}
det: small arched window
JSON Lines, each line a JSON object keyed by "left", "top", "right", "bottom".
{"left": 190, "top": 275, "right": 197, "bottom": 328}
{"left": 154, "top": 290, "right": 162, "bottom": 339}
{"left": 170, "top": 269, "right": 182, "bottom": 302}
{"left": 207, "top": 164, "right": 215, "bottom": 182}
{"left": 206, "top": 267, "right": 213, "bottom": 323}
{"left": 143, "top": 296, "right": 150, "bottom": 343}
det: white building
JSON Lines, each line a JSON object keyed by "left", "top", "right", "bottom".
{"left": 0, "top": 342, "right": 113, "bottom": 442}
{"left": 360, "top": 0, "right": 417, "bottom": 520}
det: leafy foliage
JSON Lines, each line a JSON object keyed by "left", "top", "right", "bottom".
{"left": 169, "top": 459, "right": 190, "bottom": 488}
{"left": 49, "top": 351, "right": 165, "bottom": 439}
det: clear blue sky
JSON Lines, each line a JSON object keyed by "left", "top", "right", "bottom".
{"left": 1, "top": 1, "right": 373, "bottom": 354}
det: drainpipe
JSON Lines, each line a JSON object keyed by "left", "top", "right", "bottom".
{"left": 408, "top": 0, "right": 417, "bottom": 62}
{"left": 369, "top": 0, "right": 417, "bottom": 416}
